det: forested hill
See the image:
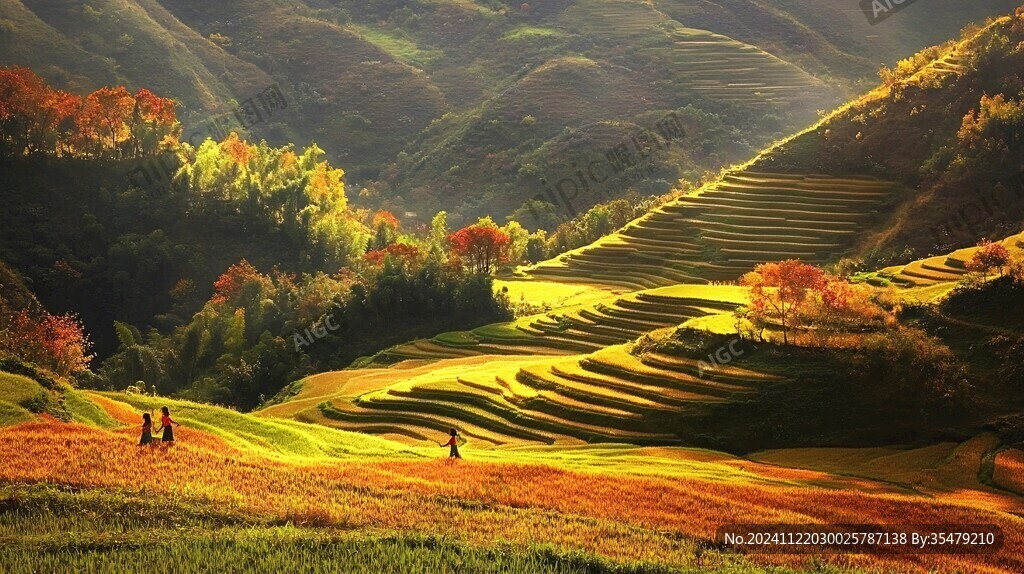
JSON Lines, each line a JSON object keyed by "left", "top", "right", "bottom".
{"left": 2, "top": 0, "right": 1018, "bottom": 223}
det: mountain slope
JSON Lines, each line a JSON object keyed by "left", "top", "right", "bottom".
{"left": 524, "top": 12, "right": 1024, "bottom": 287}
{"left": 3, "top": 0, "right": 1018, "bottom": 222}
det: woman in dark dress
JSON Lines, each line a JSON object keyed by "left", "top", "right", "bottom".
{"left": 156, "top": 406, "right": 180, "bottom": 446}
{"left": 439, "top": 427, "right": 461, "bottom": 460}
{"left": 138, "top": 412, "right": 154, "bottom": 447}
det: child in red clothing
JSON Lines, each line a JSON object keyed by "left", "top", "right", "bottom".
{"left": 439, "top": 427, "right": 461, "bottom": 459}
{"left": 156, "top": 406, "right": 180, "bottom": 446}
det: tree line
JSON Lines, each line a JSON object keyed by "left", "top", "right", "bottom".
{"left": 0, "top": 67, "right": 178, "bottom": 159}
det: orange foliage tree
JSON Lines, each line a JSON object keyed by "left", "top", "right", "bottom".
{"left": 363, "top": 243, "right": 423, "bottom": 268}
{"left": 211, "top": 260, "right": 271, "bottom": 306}
{"left": 370, "top": 210, "right": 400, "bottom": 250}
{"left": 447, "top": 225, "right": 510, "bottom": 274}
{"left": 741, "top": 260, "right": 825, "bottom": 345}
{"left": 966, "top": 239, "right": 1011, "bottom": 281}
{"left": 803, "top": 276, "right": 890, "bottom": 346}
{"left": 0, "top": 309, "right": 93, "bottom": 376}
{"left": 0, "top": 66, "right": 178, "bottom": 158}
{"left": 82, "top": 86, "right": 135, "bottom": 155}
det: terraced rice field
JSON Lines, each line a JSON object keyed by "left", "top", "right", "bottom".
{"left": 561, "top": 0, "right": 837, "bottom": 111}
{"left": 270, "top": 340, "right": 780, "bottom": 448}
{"left": 378, "top": 285, "right": 748, "bottom": 361}
{"left": 870, "top": 231, "right": 1024, "bottom": 287}
{"left": 668, "top": 27, "right": 827, "bottom": 108}
{"left": 529, "top": 171, "right": 893, "bottom": 288}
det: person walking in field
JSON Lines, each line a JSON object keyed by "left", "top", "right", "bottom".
{"left": 138, "top": 412, "right": 155, "bottom": 447}
{"left": 439, "top": 428, "right": 462, "bottom": 460}
{"left": 156, "top": 406, "right": 180, "bottom": 447}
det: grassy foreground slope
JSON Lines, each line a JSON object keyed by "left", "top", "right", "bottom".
{"left": 0, "top": 388, "right": 1022, "bottom": 573}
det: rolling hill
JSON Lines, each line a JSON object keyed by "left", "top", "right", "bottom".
{"left": 2, "top": 0, "right": 1018, "bottom": 223}
{"left": 259, "top": 12, "right": 1024, "bottom": 459}
{"left": 5, "top": 4, "right": 1024, "bottom": 574}
{"left": 521, "top": 13, "right": 1024, "bottom": 287}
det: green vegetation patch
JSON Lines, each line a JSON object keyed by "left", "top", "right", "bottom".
{"left": 106, "top": 394, "right": 411, "bottom": 461}
{"left": 0, "top": 371, "right": 42, "bottom": 407}
{"left": 434, "top": 331, "right": 480, "bottom": 347}
{"left": 347, "top": 24, "right": 443, "bottom": 68}
{"left": 0, "top": 484, "right": 808, "bottom": 574}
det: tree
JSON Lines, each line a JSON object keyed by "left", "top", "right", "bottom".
{"left": 740, "top": 260, "right": 825, "bottom": 345}
{"left": 500, "top": 220, "right": 529, "bottom": 265}
{"left": 802, "top": 276, "right": 889, "bottom": 346}
{"left": 0, "top": 309, "right": 93, "bottom": 376}
{"left": 370, "top": 210, "right": 400, "bottom": 250}
{"left": 0, "top": 67, "right": 80, "bottom": 156}
{"left": 82, "top": 86, "right": 135, "bottom": 157}
{"left": 130, "top": 88, "right": 177, "bottom": 157}
{"left": 211, "top": 260, "right": 269, "bottom": 306}
{"left": 364, "top": 243, "right": 422, "bottom": 268}
{"left": 447, "top": 225, "right": 510, "bottom": 274}
{"left": 966, "top": 239, "right": 1011, "bottom": 281}
{"left": 428, "top": 211, "right": 448, "bottom": 259}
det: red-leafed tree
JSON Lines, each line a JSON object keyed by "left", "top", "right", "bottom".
{"left": 966, "top": 239, "right": 1011, "bottom": 281}
{"left": 211, "top": 260, "right": 269, "bottom": 305}
{"left": 82, "top": 86, "right": 135, "bottom": 156}
{"left": 448, "top": 224, "right": 510, "bottom": 274}
{"left": 741, "top": 260, "right": 826, "bottom": 344}
{"left": 1, "top": 67, "right": 178, "bottom": 157}
{"left": 364, "top": 243, "right": 423, "bottom": 267}
{"left": 1, "top": 309, "right": 93, "bottom": 376}
{"left": 130, "top": 88, "right": 177, "bottom": 157}
{"left": 0, "top": 67, "right": 80, "bottom": 156}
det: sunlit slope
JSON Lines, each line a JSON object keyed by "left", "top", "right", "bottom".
{"left": 522, "top": 31, "right": 996, "bottom": 289}
{"left": 9, "top": 0, "right": 272, "bottom": 112}
{"left": 528, "top": 171, "right": 894, "bottom": 288}
{"left": 864, "top": 231, "right": 1024, "bottom": 288}
{"left": 5, "top": 417, "right": 1024, "bottom": 573}
{"left": 88, "top": 392, "right": 410, "bottom": 461}
{"left": 377, "top": 285, "right": 747, "bottom": 361}
{"left": 266, "top": 337, "right": 780, "bottom": 448}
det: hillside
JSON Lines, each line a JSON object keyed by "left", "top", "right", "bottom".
{"left": 522, "top": 13, "right": 1024, "bottom": 287}
{"left": 2, "top": 0, "right": 1018, "bottom": 223}
{"left": 1, "top": 381, "right": 1023, "bottom": 572}
{"left": 5, "top": 4, "right": 1024, "bottom": 573}
{"left": 268, "top": 14, "right": 1024, "bottom": 456}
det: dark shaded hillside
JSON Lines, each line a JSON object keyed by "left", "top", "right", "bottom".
{"left": 0, "top": 156, "right": 306, "bottom": 357}
{"left": 2, "top": 0, "right": 1017, "bottom": 224}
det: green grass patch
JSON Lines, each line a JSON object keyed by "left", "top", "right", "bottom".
{"left": 0, "top": 371, "right": 44, "bottom": 406}
{"left": 63, "top": 390, "right": 119, "bottom": 429}
{"left": 473, "top": 322, "right": 535, "bottom": 340}
{"left": 500, "top": 26, "right": 568, "bottom": 42}
{"left": 103, "top": 393, "right": 412, "bottom": 461}
{"left": 347, "top": 24, "right": 443, "bottom": 68}
{"left": 0, "top": 401, "right": 32, "bottom": 426}
{"left": 433, "top": 331, "right": 480, "bottom": 347}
